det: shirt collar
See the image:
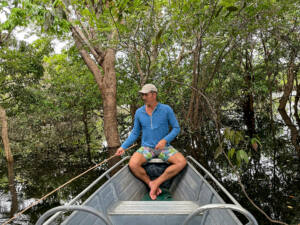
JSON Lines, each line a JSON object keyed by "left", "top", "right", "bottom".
{"left": 142, "top": 102, "right": 160, "bottom": 112}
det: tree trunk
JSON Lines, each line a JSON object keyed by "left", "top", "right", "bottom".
{"left": 82, "top": 106, "right": 91, "bottom": 163}
{"left": 294, "top": 80, "right": 300, "bottom": 128}
{"left": 243, "top": 49, "right": 256, "bottom": 138}
{"left": 0, "top": 106, "right": 13, "bottom": 163}
{"left": 72, "top": 31, "right": 121, "bottom": 168}
{"left": 278, "top": 108, "right": 300, "bottom": 156}
{"left": 102, "top": 48, "right": 121, "bottom": 167}
{"left": 7, "top": 161, "right": 18, "bottom": 217}
{"left": 0, "top": 106, "right": 18, "bottom": 216}
{"left": 278, "top": 49, "right": 300, "bottom": 157}
{"left": 187, "top": 38, "right": 201, "bottom": 128}
{"left": 243, "top": 91, "right": 255, "bottom": 137}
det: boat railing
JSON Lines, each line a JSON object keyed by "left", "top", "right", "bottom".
{"left": 43, "top": 156, "right": 130, "bottom": 225}
{"left": 36, "top": 206, "right": 113, "bottom": 225}
{"left": 186, "top": 156, "right": 241, "bottom": 206}
{"left": 186, "top": 156, "right": 258, "bottom": 225}
{"left": 182, "top": 203, "right": 258, "bottom": 225}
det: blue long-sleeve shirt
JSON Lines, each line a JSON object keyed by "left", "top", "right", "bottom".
{"left": 121, "top": 103, "right": 180, "bottom": 149}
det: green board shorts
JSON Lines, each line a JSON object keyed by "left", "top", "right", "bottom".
{"left": 136, "top": 146, "right": 178, "bottom": 162}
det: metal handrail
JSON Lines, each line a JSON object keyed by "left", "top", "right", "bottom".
{"left": 182, "top": 204, "right": 258, "bottom": 225}
{"left": 43, "top": 156, "right": 130, "bottom": 225}
{"left": 35, "top": 206, "right": 113, "bottom": 225}
{"left": 187, "top": 156, "right": 241, "bottom": 206}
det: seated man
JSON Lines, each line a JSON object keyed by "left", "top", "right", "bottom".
{"left": 116, "top": 84, "right": 186, "bottom": 200}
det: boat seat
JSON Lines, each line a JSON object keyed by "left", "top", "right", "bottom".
{"left": 145, "top": 158, "right": 170, "bottom": 164}
{"left": 108, "top": 201, "right": 199, "bottom": 215}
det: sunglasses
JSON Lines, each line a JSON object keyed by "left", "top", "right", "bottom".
{"left": 141, "top": 92, "right": 155, "bottom": 97}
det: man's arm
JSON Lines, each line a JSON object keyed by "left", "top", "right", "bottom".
{"left": 116, "top": 111, "right": 141, "bottom": 155}
{"left": 155, "top": 106, "right": 180, "bottom": 150}
{"left": 163, "top": 106, "right": 180, "bottom": 144}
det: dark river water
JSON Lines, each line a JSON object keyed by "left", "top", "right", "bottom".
{"left": 0, "top": 152, "right": 108, "bottom": 225}
{"left": 0, "top": 146, "right": 299, "bottom": 224}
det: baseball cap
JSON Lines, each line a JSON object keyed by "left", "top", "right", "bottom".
{"left": 139, "top": 84, "right": 157, "bottom": 94}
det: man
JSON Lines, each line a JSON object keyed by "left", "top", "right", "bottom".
{"left": 116, "top": 84, "right": 186, "bottom": 200}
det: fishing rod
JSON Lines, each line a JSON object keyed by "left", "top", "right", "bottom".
{"left": 2, "top": 144, "right": 137, "bottom": 225}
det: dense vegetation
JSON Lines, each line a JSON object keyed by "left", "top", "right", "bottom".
{"left": 0, "top": 0, "right": 299, "bottom": 224}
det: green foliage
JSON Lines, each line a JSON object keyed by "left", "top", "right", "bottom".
{"left": 214, "top": 144, "right": 223, "bottom": 159}
{"left": 0, "top": 1, "right": 28, "bottom": 32}
{"left": 228, "top": 148, "right": 235, "bottom": 159}
{"left": 0, "top": 39, "right": 51, "bottom": 113}
{"left": 0, "top": 175, "right": 8, "bottom": 189}
{"left": 23, "top": 47, "right": 105, "bottom": 154}
{"left": 236, "top": 149, "right": 249, "bottom": 165}
{"left": 0, "top": 0, "right": 299, "bottom": 224}
{"left": 224, "top": 128, "right": 244, "bottom": 146}
{"left": 222, "top": 128, "right": 250, "bottom": 167}
{"left": 251, "top": 137, "right": 262, "bottom": 147}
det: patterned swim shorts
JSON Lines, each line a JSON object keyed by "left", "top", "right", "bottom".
{"left": 136, "top": 146, "right": 178, "bottom": 161}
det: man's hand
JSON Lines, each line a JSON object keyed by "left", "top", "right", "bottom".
{"left": 155, "top": 139, "right": 167, "bottom": 150}
{"left": 115, "top": 147, "right": 125, "bottom": 156}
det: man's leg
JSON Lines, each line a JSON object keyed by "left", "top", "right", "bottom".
{"left": 129, "top": 148, "right": 163, "bottom": 200}
{"left": 128, "top": 151, "right": 151, "bottom": 186}
{"left": 149, "top": 152, "right": 186, "bottom": 200}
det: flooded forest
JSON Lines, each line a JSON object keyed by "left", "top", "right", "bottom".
{"left": 0, "top": 0, "right": 299, "bottom": 224}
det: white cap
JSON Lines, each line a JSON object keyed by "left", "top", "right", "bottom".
{"left": 139, "top": 84, "right": 157, "bottom": 93}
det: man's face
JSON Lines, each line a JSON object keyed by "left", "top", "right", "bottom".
{"left": 141, "top": 92, "right": 156, "bottom": 105}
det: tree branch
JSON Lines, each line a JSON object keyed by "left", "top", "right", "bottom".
{"left": 72, "top": 28, "right": 104, "bottom": 89}
{"left": 62, "top": 1, "right": 103, "bottom": 63}
{"left": 133, "top": 44, "right": 146, "bottom": 85}
{"left": 171, "top": 80, "right": 288, "bottom": 225}
{"left": 175, "top": 46, "right": 193, "bottom": 66}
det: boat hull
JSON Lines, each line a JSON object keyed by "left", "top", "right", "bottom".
{"left": 59, "top": 159, "right": 242, "bottom": 225}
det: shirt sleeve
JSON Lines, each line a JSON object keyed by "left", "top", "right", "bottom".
{"left": 163, "top": 106, "right": 180, "bottom": 144}
{"left": 121, "top": 111, "right": 141, "bottom": 149}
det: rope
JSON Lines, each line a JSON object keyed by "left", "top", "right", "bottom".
{"left": 2, "top": 144, "right": 137, "bottom": 225}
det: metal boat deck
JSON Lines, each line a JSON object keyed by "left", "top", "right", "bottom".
{"left": 36, "top": 156, "right": 258, "bottom": 225}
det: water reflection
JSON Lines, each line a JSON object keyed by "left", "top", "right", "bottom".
{"left": 0, "top": 153, "right": 106, "bottom": 225}
{"left": 0, "top": 161, "right": 21, "bottom": 225}
{"left": 0, "top": 110, "right": 299, "bottom": 225}
{"left": 7, "top": 161, "right": 18, "bottom": 218}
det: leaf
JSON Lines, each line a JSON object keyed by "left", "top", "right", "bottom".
{"left": 251, "top": 137, "right": 262, "bottom": 146}
{"left": 52, "top": 0, "right": 60, "bottom": 8}
{"left": 214, "top": 145, "right": 223, "bottom": 159}
{"left": 228, "top": 148, "right": 235, "bottom": 159}
{"left": 219, "top": 0, "right": 237, "bottom": 7}
{"left": 224, "top": 127, "right": 231, "bottom": 139}
{"left": 252, "top": 142, "right": 258, "bottom": 151}
{"left": 236, "top": 151, "right": 241, "bottom": 167}
{"left": 251, "top": 137, "right": 261, "bottom": 151}
{"left": 237, "top": 150, "right": 249, "bottom": 164}
{"left": 234, "top": 131, "right": 243, "bottom": 145}
{"left": 81, "top": 8, "right": 90, "bottom": 17}
{"left": 0, "top": 1, "right": 9, "bottom": 7}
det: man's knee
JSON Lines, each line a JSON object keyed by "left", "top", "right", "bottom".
{"left": 129, "top": 153, "right": 146, "bottom": 171}
{"left": 177, "top": 156, "right": 187, "bottom": 169}
{"left": 128, "top": 160, "right": 139, "bottom": 171}
{"left": 169, "top": 153, "right": 187, "bottom": 169}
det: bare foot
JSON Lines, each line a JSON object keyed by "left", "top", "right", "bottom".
{"left": 149, "top": 181, "right": 161, "bottom": 200}
{"left": 156, "top": 188, "right": 162, "bottom": 196}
